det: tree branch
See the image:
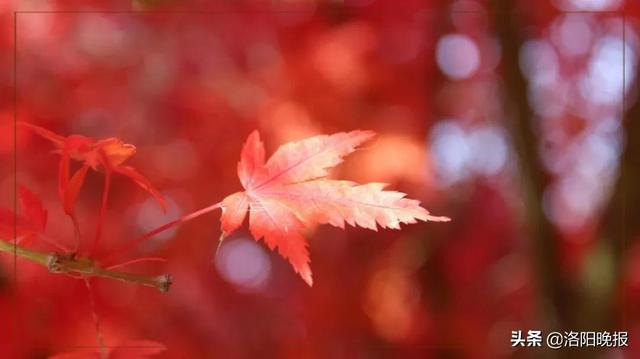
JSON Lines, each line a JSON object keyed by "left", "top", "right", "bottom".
{"left": 0, "top": 240, "right": 171, "bottom": 292}
{"left": 490, "top": 0, "right": 571, "bottom": 330}
{"left": 590, "top": 55, "right": 640, "bottom": 329}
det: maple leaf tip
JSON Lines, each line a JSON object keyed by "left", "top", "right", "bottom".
{"left": 247, "top": 129, "right": 262, "bottom": 140}
{"left": 353, "top": 130, "right": 376, "bottom": 143}
{"left": 428, "top": 215, "right": 451, "bottom": 222}
{"left": 303, "top": 273, "right": 314, "bottom": 287}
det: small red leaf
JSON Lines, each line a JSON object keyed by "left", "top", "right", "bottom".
{"left": 18, "top": 185, "right": 47, "bottom": 232}
{"left": 0, "top": 186, "right": 48, "bottom": 242}
{"left": 18, "top": 121, "right": 65, "bottom": 146}
{"left": 94, "top": 137, "right": 136, "bottom": 168}
{"left": 20, "top": 122, "right": 166, "bottom": 212}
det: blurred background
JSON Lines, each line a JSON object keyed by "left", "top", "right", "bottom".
{"left": 1, "top": 0, "right": 639, "bottom": 357}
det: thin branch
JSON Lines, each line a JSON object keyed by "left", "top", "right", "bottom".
{"left": 0, "top": 240, "right": 171, "bottom": 292}
{"left": 102, "top": 201, "right": 222, "bottom": 263}
{"left": 70, "top": 212, "right": 82, "bottom": 253}
{"left": 84, "top": 278, "right": 106, "bottom": 358}
{"left": 39, "top": 233, "right": 72, "bottom": 252}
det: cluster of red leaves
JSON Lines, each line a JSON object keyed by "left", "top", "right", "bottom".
{"left": 11, "top": 124, "right": 450, "bottom": 285}
{"left": 5, "top": 123, "right": 171, "bottom": 358}
{"left": 6, "top": 122, "right": 448, "bottom": 357}
{"left": 18, "top": 122, "right": 167, "bottom": 254}
{"left": 19, "top": 122, "right": 166, "bottom": 214}
{"left": 0, "top": 194, "right": 167, "bottom": 358}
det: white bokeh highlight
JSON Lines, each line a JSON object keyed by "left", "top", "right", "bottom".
{"left": 135, "top": 195, "right": 180, "bottom": 241}
{"left": 430, "top": 120, "right": 509, "bottom": 186}
{"left": 215, "top": 237, "right": 271, "bottom": 292}
{"left": 553, "top": 15, "right": 594, "bottom": 57}
{"left": 436, "top": 34, "right": 480, "bottom": 80}
{"left": 519, "top": 39, "right": 559, "bottom": 86}
{"left": 553, "top": 0, "right": 623, "bottom": 11}
{"left": 579, "top": 35, "right": 633, "bottom": 106}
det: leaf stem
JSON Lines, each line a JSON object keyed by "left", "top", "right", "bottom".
{"left": 102, "top": 201, "right": 222, "bottom": 263}
{"left": 70, "top": 212, "right": 82, "bottom": 253}
{"left": 92, "top": 165, "right": 112, "bottom": 255}
{"left": 39, "top": 234, "right": 72, "bottom": 252}
{"left": 0, "top": 240, "right": 171, "bottom": 292}
{"left": 0, "top": 238, "right": 49, "bottom": 266}
{"left": 84, "top": 278, "right": 106, "bottom": 358}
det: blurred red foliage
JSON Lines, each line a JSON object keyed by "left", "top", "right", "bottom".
{"left": 1, "top": 0, "right": 639, "bottom": 358}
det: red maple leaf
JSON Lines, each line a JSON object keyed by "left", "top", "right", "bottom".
{"left": 219, "top": 130, "right": 450, "bottom": 286}
{"left": 19, "top": 122, "right": 166, "bottom": 214}
{"left": 0, "top": 185, "right": 47, "bottom": 244}
{"left": 19, "top": 122, "right": 166, "bottom": 253}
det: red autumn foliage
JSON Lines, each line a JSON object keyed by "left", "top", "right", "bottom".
{"left": 18, "top": 122, "right": 167, "bottom": 217}
{"left": 5, "top": 123, "right": 448, "bottom": 357}
{"left": 220, "top": 130, "right": 449, "bottom": 286}
{"left": 4, "top": 2, "right": 638, "bottom": 358}
{"left": 0, "top": 186, "right": 47, "bottom": 244}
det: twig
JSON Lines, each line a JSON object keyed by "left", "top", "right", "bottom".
{"left": 84, "top": 278, "right": 107, "bottom": 358}
{"left": 70, "top": 212, "right": 82, "bottom": 253}
{"left": 0, "top": 240, "right": 171, "bottom": 292}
